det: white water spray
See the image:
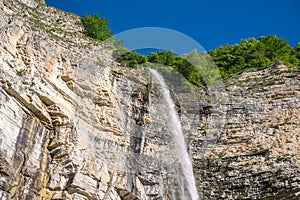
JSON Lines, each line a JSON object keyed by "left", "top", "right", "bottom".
{"left": 150, "top": 68, "right": 199, "bottom": 200}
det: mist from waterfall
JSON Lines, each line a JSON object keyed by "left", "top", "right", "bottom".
{"left": 149, "top": 68, "right": 199, "bottom": 200}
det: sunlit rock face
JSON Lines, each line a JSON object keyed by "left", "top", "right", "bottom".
{"left": 192, "top": 61, "right": 300, "bottom": 199}
{"left": 0, "top": 97, "right": 50, "bottom": 199}
{"left": 0, "top": 1, "right": 182, "bottom": 199}
{"left": 1, "top": 0, "right": 300, "bottom": 200}
{"left": 18, "top": 0, "right": 45, "bottom": 7}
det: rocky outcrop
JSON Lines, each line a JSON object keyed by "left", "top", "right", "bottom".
{"left": 193, "top": 61, "right": 300, "bottom": 199}
{"left": 0, "top": 0, "right": 300, "bottom": 199}
{"left": 0, "top": 0, "right": 154, "bottom": 199}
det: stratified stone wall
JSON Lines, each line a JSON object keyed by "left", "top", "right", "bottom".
{"left": 0, "top": 0, "right": 299, "bottom": 199}
{"left": 192, "top": 61, "right": 300, "bottom": 199}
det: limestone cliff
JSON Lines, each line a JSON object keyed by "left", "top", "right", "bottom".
{"left": 193, "top": 61, "right": 300, "bottom": 199}
{"left": 0, "top": 0, "right": 299, "bottom": 200}
{"left": 0, "top": 0, "right": 155, "bottom": 199}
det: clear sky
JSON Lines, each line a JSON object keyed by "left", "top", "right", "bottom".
{"left": 45, "top": 0, "right": 299, "bottom": 52}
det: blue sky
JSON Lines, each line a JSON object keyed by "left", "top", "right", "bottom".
{"left": 45, "top": 0, "right": 299, "bottom": 52}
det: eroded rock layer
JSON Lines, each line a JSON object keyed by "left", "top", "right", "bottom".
{"left": 193, "top": 61, "right": 300, "bottom": 199}
{"left": 0, "top": 0, "right": 300, "bottom": 199}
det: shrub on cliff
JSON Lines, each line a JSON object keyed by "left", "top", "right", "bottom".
{"left": 114, "top": 48, "right": 148, "bottom": 68}
{"left": 81, "top": 14, "right": 112, "bottom": 41}
{"left": 148, "top": 50, "right": 205, "bottom": 86}
{"left": 113, "top": 35, "right": 300, "bottom": 85}
{"left": 295, "top": 42, "right": 300, "bottom": 60}
{"left": 209, "top": 35, "right": 300, "bottom": 78}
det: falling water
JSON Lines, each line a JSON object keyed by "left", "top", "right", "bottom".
{"left": 149, "top": 68, "right": 199, "bottom": 200}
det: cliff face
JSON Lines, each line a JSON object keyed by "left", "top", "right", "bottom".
{"left": 1, "top": 0, "right": 198, "bottom": 199}
{"left": 193, "top": 61, "right": 300, "bottom": 199}
{"left": 0, "top": 0, "right": 300, "bottom": 200}
{"left": 0, "top": 0, "right": 152, "bottom": 199}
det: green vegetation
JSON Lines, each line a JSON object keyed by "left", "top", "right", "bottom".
{"left": 295, "top": 43, "right": 300, "bottom": 59}
{"left": 209, "top": 35, "right": 300, "bottom": 78}
{"left": 16, "top": 69, "right": 26, "bottom": 76}
{"left": 220, "top": 162, "right": 227, "bottom": 168}
{"left": 114, "top": 35, "right": 300, "bottom": 86}
{"left": 114, "top": 49, "right": 208, "bottom": 86}
{"left": 276, "top": 167, "right": 284, "bottom": 173}
{"left": 79, "top": 15, "right": 299, "bottom": 86}
{"left": 81, "top": 14, "right": 112, "bottom": 41}
{"left": 237, "top": 194, "right": 247, "bottom": 200}
{"left": 225, "top": 177, "right": 232, "bottom": 184}
{"left": 114, "top": 47, "right": 148, "bottom": 68}
{"left": 149, "top": 50, "right": 207, "bottom": 86}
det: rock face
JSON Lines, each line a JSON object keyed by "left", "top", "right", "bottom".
{"left": 0, "top": 0, "right": 300, "bottom": 200}
{"left": 0, "top": 0, "right": 153, "bottom": 199}
{"left": 193, "top": 61, "right": 300, "bottom": 199}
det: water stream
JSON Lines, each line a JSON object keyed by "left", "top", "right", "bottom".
{"left": 149, "top": 68, "right": 199, "bottom": 200}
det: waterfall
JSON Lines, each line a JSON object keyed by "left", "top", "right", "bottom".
{"left": 149, "top": 68, "right": 199, "bottom": 200}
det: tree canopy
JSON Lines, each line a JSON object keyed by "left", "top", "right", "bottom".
{"left": 109, "top": 34, "right": 300, "bottom": 85}
{"left": 209, "top": 35, "right": 299, "bottom": 78}
{"left": 81, "top": 14, "right": 112, "bottom": 41}
{"left": 79, "top": 13, "right": 299, "bottom": 85}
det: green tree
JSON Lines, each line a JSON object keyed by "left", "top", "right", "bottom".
{"left": 114, "top": 49, "right": 148, "bottom": 68}
{"left": 209, "top": 35, "right": 300, "bottom": 77}
{"left": 113, "top": 35, "right": 299, "bottom": 85}
{"left": 258, "top": 35, "right": 292, "bottom": 60}
{"left": 295, "top": 42, "right": 300, "bottom": 60}
{"left": 81, "top": 14, "right": 112, "bottom": 41}
{"left": 148, "top": 50, "right": 204, "bottom": 86}
{"left": 148, "top": 51, "right": 178, "bottom": 67}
